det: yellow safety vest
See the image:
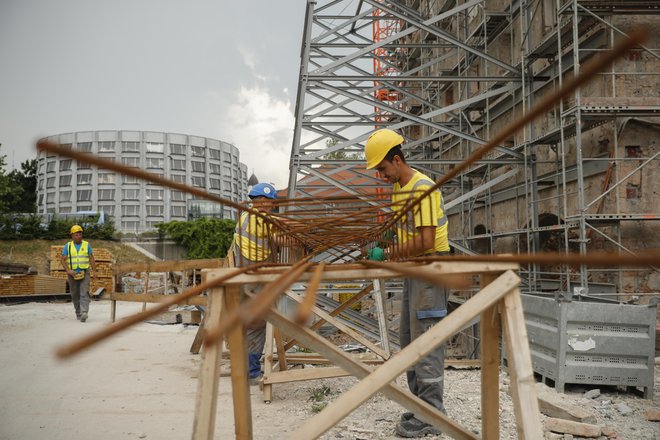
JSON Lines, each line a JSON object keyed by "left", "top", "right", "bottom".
{"left": 67, "top": 240, "right": 90, "bottom": 270}
{"left": 391, "top": 171, "right": 449, "bottom": 254}
{"left": 233, "top": 211, "right": 274, "bottom": 262}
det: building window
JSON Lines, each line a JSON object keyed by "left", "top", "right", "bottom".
{"left": 77, "top": 161, "right": 91, "bottom": 170}
{"left": 170, "top": 143, "right": 185, "bottom": 155}
{"left": 98, "top": 173, "right": 116, "bottom": 184}
{"left": 98, "top": 189, "right": 115, "bottom": 201}
{"left": 171, "top": 159, "right": 186, "bottom": 170}
{"left": 209, "top": 149, "right": 221, "bottom": 160}
{"left": 38, "top": 194, "right": 44, "bottom": 205}
{"left": 122, "top": 205, "right": 139, "bottom": 216}
{"left": 77, "top": 189, "right": 92, "bottom": 202}
{"left": 145, "top": 142, "right": 164, "bottom": 153}
{"left": 145, "top": 189, "right": 163, "bottom": 201}
{"left": 210, "top": 178, "right": 221, "bottom": 189}
{"left": 47, "top": 162, "right": 56, "bottom": 172}
{"left": 171, "top": 205, "right": 186, "bottom": 217}
{"left": 59, "top": 207, "right": 72, "bottom": 214}
{"left": 46, "top": 192, "right": 56, "bottom": 203}
{"left": 122, "top": 221, "right": 139, "bottom": 231}
{"left": 59, "top": 175, "right": 72, "bottom": 186}
{"left": 171, "top": 174, "right": 186, "bottom": 183}
{"left": 98, "top": 141, "right": 115, "bottom": 152}
{"left": 122, "top": 157, "right": 140, "bottom": 167}
{"left": 60, "top": 143, "right": 73, "bottom": 150}
{"left": 46, "top": 177, "right": 56, "bottom": 187}
{"left": 209, "top": 163, "right": 221, "bottom": 174}
{"left": 222, "top": 152, "right": 232, "bottom": 162}
{"left": 191, "top": 161, "right": 205, "bottom": 172}
{"left": 146, "top": 157, "right": 164, "bottom": 169}
{"left": 38, "top": 179, "right": 44, "bottom": 190}
{"left": 171, "top": 191, "right": 185, "bottom": 201}
{"left": 191, "top": 146, "right": 205, "bottom": 157}
{"left": 77, "top": 174, "right": 92, "bottom": 185}
{"left": 59, "top": 160, "right": 72, "bottom": 171}
{"left": 99, "top": 205, "right": 115, "bottom": 215}
{"left": 77, "top": 142, "right": 92, "bottom": 152}
{"left": 122, "top": 141, "right": 140, "bottom": 152}
{"left": 146, "top": 205, "right": 164, "bottom": 216}
{"left": 60, "top": 190, "right": 71, "bottom": 202}
{"left": 122, "top": 189, "right": 140, "bottom": 200}
{"left": 191, "top": 176, "right": 205, "bottom": 187}
{"left": 123, "top": 175, "right": 138, "bottom": 184}
{"left": 145, "top": 220, "right": 161, "bottom": 229}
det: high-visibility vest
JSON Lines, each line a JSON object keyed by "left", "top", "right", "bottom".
{"left": 392, "top": 171, "right": 449, "bottom": 254}
{"left": 67, "top": 240, "right": 90, "bottom": 270}
{"left": 233, "top": 211, "right": 274, "bottom": 263}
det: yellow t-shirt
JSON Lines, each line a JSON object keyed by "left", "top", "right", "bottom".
{"left": 391, "top": 171, "right": 449, "bottom": 254}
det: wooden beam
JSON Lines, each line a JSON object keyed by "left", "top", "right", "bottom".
{"left": 501, "top": 288, "right": 543, "bottom": 440}
{"left": 290, "top": 270, "right": 520, "bottom": 439}
{"left": 263, "top": 307, "right": 478, "bottom": 440}
{"left": 109, "top": 292, "right": 208, "bottom": 306}
{"left": 192, "top": 287, "right": 224, "bottom": 440}
{"left": 205, "top": 262, "right": 519, "bottom": 285}
{"left": 224, "top": 285, "right": 253, "bottom": 440}
{"left": 283, "top": 289, "right": 389, "bottom": 359}
{"left": 372, "top": 279, "right": 390, "bottom": 356}
{"left": 273, "top": 327, "right": 288, "bottom": 372}
{"left": 264, "top": 366, "right": 351, "bottom": 384}
{"left": 262, "top": 321, "right": 274, "bottom": 403}
{"left": 480, "top": 274, "right": 500, "bottom": 440}
{"left": 114, "top": 258, "right": 224, "bottom": 274}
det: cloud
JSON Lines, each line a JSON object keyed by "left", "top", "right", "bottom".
{"left": 220, "top": 86, "right": 294, "bottom": 189}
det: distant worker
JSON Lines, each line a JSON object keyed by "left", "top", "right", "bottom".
{"left": 60, "top": 225, "right": 97, "bottom": 322}
{"left": 232, "top": 182, "right": 280, "bottom": 385}
{"left": 365, "top": 129, "right": 450, "bottom": 438}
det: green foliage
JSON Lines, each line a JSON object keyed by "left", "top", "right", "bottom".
{"left": 308, "top": 385, "right": 332, "bottom": 413}
{"left": 0, "top": 145, "right": 37, "bottom": 214}
{"left": 320, "top": 138, "right": 365, "bottom": 161}
{"left": 0, "top": 213, "right": 116, "bottom": 240}
{"left": 156, "top": 217, "right": 236, "bottom": 259}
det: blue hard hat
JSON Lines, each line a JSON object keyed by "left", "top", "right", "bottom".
{"left": 249, "top": 182, "right": 277, "bottom": 199}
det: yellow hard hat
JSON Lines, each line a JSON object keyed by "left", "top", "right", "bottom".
{"left": 365, "top": 129, "right": 404, "bottom": 169}
{"left": 70, "top": 225, "right": 83, "bottom": 234}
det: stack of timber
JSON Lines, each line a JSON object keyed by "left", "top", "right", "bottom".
{"left": 0, "top": 262, "right": 36, "bottom": 275}
{"left": 0, "top": 274, "right": 66, "bottom": 295}
{"left": 49, "top": 245, "right": 114, "bottom": 293}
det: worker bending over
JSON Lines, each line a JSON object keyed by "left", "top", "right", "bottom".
{"left": 232, "top": 182, "right": 280, "bottom": 385}
{"left": 365, "top": 129, "right": 450, "bottom": 438}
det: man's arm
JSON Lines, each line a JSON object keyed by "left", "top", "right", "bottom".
{"left": 388, "top": 226, "right": 436, "bottom": 259}
{"left": 60, "top": 252, "right": 75, "bottom": 276}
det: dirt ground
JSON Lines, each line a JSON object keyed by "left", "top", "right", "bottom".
{"left": 0, "top": 300, "right": 658, "bottom": 440}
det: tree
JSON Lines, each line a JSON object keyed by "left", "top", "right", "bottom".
{"left": 320, "top": 138, "right": 365, "bottom": 161}
{"left": 157, "top": 218, "right": 236, "bottom": 259}
{"left": 0, "top": 145, "right": 37, "bottom": 214}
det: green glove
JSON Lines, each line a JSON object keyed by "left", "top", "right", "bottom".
{"left": 367, "top": 246, "right": 386, "bottom": 261}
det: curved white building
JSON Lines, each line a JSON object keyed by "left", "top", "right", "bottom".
{"left": 36, "top": 130, "right": 248, "bottom": 232}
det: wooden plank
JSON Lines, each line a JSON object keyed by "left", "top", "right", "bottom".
{"left": 372, "top": 279, "right": 390, "bottom": 356}
{"left": 114, "top": 258, "right": 224, "bottom": 274}
{"left": 224, "top": 285, "right": 253, "bottom": 440}
{"left": 283, "top": 289, "right": 389, "bottom": 360}
{"left": 109, "top": 292, "right": 208, "bottom": 306}
{"left": 501, "top": 288, "right": 543, "bottom": 440}
{"left": 480, "top": 273, "right": 500, "bottom": 440}
{"left": 273, "top": 354, "right": 482, "bottom": 368}
{"left": 288, "top": 270, "right": 521, "bottom": 440}
{"left": 262, "top": 321, "right": 274, "bottom": 403}
{"left": 192, "top": 287, "right": 224, "bottom": 440}
{"left": 536, "top": 383, "right": 597, "bottom": 423}
{"left": 264, "top": 367, "right": 351, "bottom": 384}
{"left": 190, "top": 322, "right": 205, "bottom": 355}
{"left": 205, "top": 261, "right": 519, "bottom": 285}
{"left": 263, "top": 305, "right": 478, "bottom": 440}
{"left": 273, "top": 327, "right": 288, "bottom": 372}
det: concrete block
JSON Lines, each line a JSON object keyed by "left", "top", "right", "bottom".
{"left": 536, "top": 383, "right": 597, "bottom": 424}
{"left": 544, "top": 418, "right": 601, "bottom": 438}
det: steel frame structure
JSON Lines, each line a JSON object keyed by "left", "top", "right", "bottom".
{"left": 287, "top": 0, "right": 660, "bottom": 298}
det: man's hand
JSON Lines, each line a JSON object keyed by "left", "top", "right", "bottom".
{"left": 66, "top": 269, "right": 75, "bottom": 276}
{"left": 91, "top": 270, "right": 96, "bottom": 279}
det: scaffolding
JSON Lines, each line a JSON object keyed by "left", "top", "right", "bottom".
{"left": 287, "top": 0, "right": 660, "bottom": 300}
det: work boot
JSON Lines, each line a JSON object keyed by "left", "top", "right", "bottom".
{"left": 400, "top": 412, "right": 415, "bottom": 422}
{"left": 80, "top": 312, "right": 88, "bottom": 322}
{"left": 395, "top": 416, "right": 442, "bottom": 438}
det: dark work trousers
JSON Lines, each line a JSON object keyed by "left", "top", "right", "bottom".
{"left": 232, "top": 249, "right": 267, "bottom": 378}
{"left": 399, "top": 275, "right": 449, "bottom": 414}
{"left": 67, "top": 270, "right": 90, "bottom": 318}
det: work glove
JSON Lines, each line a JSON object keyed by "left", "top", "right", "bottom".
{"left": 367, "top": 245, "right": 386, "bottom": 261}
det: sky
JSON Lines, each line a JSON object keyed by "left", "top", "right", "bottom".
{"left": 0, "top": 0, "right": 305, "bottom": 188}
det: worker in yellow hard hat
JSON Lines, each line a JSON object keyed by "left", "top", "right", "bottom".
{"left": 365, "top": 128, "right": 449, "bottom": 438}
{"left": 60, "top": 225, "right": 97, "bottom": 322}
